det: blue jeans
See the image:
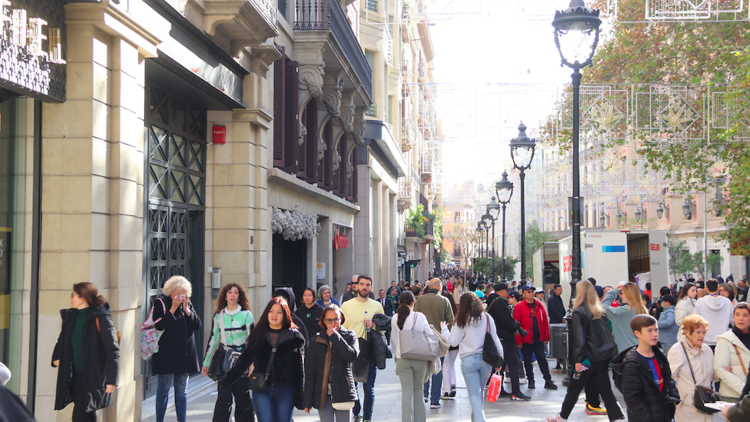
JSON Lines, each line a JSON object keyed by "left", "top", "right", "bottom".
{"left": 155, "top": 373, "right": 189, "bottom": 422}
{"left": 352, "top": 360, "right": 377, "bottom": 420}
{"left": 461, "top": 353, "right": 492, "bottom": 422}
{"left": 423, "top": 357, "right": 444, "bottom": 404}
{"left": 252, "top": 385, "right": 294, "bottom": 422}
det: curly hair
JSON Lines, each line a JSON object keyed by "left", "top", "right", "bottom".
{"left": 213, "top": 283, "right": 251, "bottom": 315}
{"left": 454, "top": 292, "right": 484, "bottom": 328}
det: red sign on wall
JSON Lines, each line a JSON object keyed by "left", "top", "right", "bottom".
{"left": 213, "top": 125, "right": 226, "bottom": 144}
{"left": 649, "top": 243, "right": 660, "bottom": 252}
{"left": 562, "top": 255, "right": 572, "bottom": 272}
{"left": 334, "top": 229, "right": 349, "bottom": 250}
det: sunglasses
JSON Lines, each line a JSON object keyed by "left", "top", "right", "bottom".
{"left": 324, "top": 318, "right": 342, "bottom": 324}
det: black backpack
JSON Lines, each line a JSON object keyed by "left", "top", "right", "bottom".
{"left": 610, "top": 346, "right": 634, "bottom": 394}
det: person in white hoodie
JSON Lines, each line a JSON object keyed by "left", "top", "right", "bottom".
{"left": 714, "top": 302, "right": 750, "bottom": 400}
{"left": 694, "top": 279, "right": 734, "bottom": 349}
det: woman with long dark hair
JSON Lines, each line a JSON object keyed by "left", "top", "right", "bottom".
{"left": 52, "top": 282, "right": 119, "bottom": 422}
{"left": 675, "top": 282, "right": 698, "bottom": 341}
{"left": 303, "top": 304, "right": 358, "bottom": 421}
{"left": 296, "top": 287, "right": 324, "bottom": 337}
{"left": 201, "top": 283, "right": 254, "bottom": 422}
{"left": 220, "top": 297, "right": 305, "bottom": 422}
{"left": 391, "top": 291, "right": 432, "bottom": 422}
{"left": 548, "top": 280, "right": 624, "bottom": 422}
{"left": 441, "top": 293, "right": 501, "bottom": 422}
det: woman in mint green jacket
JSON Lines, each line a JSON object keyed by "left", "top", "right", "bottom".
{"left": 602, "top": 283, "right": 649, "bottom": 352}
{"left": 201, "top": 283, "right": 255, "bottom": 422}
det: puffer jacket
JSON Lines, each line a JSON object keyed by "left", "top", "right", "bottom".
{"left": 657, "top": 306, "right": 679, "bottom": 352}
{"left": 714, "top": 329, "right": 750, "bottom": 400}
{"left": 303, "top": 328, "right": 359, "bottom": 409}
{"left": 617, "top": 346, "right": 674, "bottom": 422}
{"left": 52, "top": 304, "right": 120, "bottom": 412}
{"left": 569, "top": 306, "right": 617, "bottom": 365}
{"left": 220, "top": 328, "right": 306, "bottom": 409}
{"left": 371, "top": 327, "right": 389, "bottom": 369}
{"left": 513, "top": 298, "right": 550, "bottom": 346}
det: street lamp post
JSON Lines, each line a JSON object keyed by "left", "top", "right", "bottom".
{"left": 487, "top": 198, "right": 501, "bottom": 280}
{"left": 495, "top": 171, "right": 514, "bottom": 281}
{"left": 476, "top": 223, "right": 484, "bottom": 259}
{"left": 510, "top": 123, "right": 537, "bottom": 285}
{"left": 481, "top": 216, "right": 490, "bottom": 261}
{"left": 553, "top": 0, "right": 601, "bottom": 305}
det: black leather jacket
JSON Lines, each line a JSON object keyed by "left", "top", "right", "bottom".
{"left": 569, "top": 306, "right": 618, "bottom": 364}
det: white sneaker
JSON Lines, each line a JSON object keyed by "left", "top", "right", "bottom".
{"left": 503, "top": 376, "right": 511, "bottom": 383}
{"left": 547, "top": 415, "right": 567, "bottom": 422}
{"left": 519, "top": 377, "right": 527, "bottom": 384}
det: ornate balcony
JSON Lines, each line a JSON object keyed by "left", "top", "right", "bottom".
{"left": 204, "top": 0, "right": 279, "bottom": 56}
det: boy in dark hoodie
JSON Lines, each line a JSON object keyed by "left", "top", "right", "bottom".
{"left": 618, "top": 315, "right": 676, "bottom": 422}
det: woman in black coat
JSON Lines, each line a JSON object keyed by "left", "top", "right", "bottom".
{"left": 303, "top": 304, "right": 359, "bottom": 421}
{"left": 52, "top": 282, "right": 119, "bottom": 422}
{"left": 220, "top": 296, "right": 306, "bottom": 422}
{"left": 548, "top": 280, "right": 624, "bottom": 422}
{"left": 295, "top": 287, "right": 324, "bottom": 338}
{"left": 151, "top": 276, "right": 202, "bottom": 422}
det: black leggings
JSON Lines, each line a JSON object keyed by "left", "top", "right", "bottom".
{"left": 212, "top": 381, "right": 255, "bottom": 422}
{"left": 71, "top": 373, "right": 96, "bottom": 422}
{"left": 560, "top": 361, "right": 624, "bottom": 421}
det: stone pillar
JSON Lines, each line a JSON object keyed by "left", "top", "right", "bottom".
{"left": 38, "top": 3, "right": 159, "bottom": 421}
{"left": 354, "top": 164, "right": 371, "bottom": 276}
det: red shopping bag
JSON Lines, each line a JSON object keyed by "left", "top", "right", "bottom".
{"left": 486, "top": 373, "right": 503, "bottom": 403}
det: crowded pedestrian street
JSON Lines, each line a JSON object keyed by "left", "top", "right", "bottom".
{"left": 143, "top": 361, "right": 618, "bottom": 422}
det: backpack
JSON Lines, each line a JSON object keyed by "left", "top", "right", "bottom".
{"left": 610, "top": 346, "right": 634, "bottom": 394}
{"left": 140, "top": 298, "right": 166, "bottom": 360}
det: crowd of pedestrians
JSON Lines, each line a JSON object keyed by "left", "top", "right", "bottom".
{"left": 9, "top": 269, "right": 745, "bottom": 422}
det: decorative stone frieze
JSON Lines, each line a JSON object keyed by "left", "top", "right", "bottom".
{"left": 204, "top": 0, "right": 279, "bottom": 56}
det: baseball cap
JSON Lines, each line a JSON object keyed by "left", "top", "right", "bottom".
{"left": 535, "top": 287, "right": 545, "bottom": 293}
{"left": 521, "top": 285, "right": 534, "bottom": 292}
{"left": 594, "top": 285, "right": 605, "bottom": 299}
{"left": 507, "top": 291, "right": 521, "bottom": 300}
{"left": 617, "top": 281, "right": 628, "bottom": 288}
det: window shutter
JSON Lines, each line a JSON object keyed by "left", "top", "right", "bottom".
{"left": 283, "top": 60, "right": 300, "bottom": 172}
{"left": 272, "top": 47, "right": 286, "bottom": 168}
{"left": 304, "top": 99, "right": 318, "bottom": 182}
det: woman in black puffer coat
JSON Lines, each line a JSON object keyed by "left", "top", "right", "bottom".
{"left": 303, "top": 304, "right": 359, "bottom": 421}
{"left": 220, "top": 297, "right": 306, "bottom": 422}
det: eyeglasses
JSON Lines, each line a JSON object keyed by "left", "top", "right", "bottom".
{"left": 324, "top": 318, "right": 342, "bottom": 324}
{"left": 70, "top": 292, "right": 78, "bottom": 298}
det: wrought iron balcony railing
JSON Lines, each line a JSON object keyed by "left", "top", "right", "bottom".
{"left": 295, "top": 0, "right": 373, "bottom": 98}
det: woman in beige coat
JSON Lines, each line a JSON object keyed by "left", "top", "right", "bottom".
{"left": 714, "top": 303, "right": 750, "bottom": 400}
{"left": 667, "top": 314, "right": 718, "bottom": 422}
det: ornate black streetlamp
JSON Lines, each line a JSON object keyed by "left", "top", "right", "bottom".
{"left": 476, "top": 222, "right": 484, "bottom": 259}
{"left": 510, "top": 123, "right": 537, "bottom": 285}
{"left": 486, "top": 197, "right": 501, "bottom": 280}
{"left": 495, "top": 171, "right": 514, "bottom": 281}
{"left": 553, "top": 0, "right": 601, "bottom": 304}
{"left": 481, "top": 213, "right": 491, "bottom": 261}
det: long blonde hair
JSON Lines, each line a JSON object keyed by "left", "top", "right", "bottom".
{"left": 573, "top": 280, "right": 603, "bottom": 320}
{"left": 622, "top": 283, "right": 648, "bottom": 315}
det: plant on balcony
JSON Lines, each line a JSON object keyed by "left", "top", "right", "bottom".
{"left": 272, "top": 205, "right": 321, "bottom": 241}
{"left": 407, "top": 204, "right": 427, "bottom": 237}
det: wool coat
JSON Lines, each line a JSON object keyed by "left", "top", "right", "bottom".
{"left": 302, "top": 328, "right": 359, "bottom": 409}
{"left": 668, "top": 340, "right": 717, "bottom": 422}
{"left": 52, "top": 304, "right": 120, "bottom": 412}
{"left": 151, "top": 296, "right": 202, "bottom": 375}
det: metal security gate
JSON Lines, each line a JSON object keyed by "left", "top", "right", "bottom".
{"left": 143, "top": 81, "right": 206, "bottom": 397}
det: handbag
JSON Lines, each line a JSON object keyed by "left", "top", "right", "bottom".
{"left": 680, "top": 342, "right": 721, "bottom": 414}
{"left": 482, "top": 316, "right": 505, "bottom": 368}
{"left": 218, "top": 311, "right": 246, "bottom": 374}
{"left": 398, "top": 313, "right": 439, "bottom": 361}
{"left": 140, "top": 298, "right": 166, "bottom": 360}
{"left": 207, "top": 344, "right": 226, "bottom": 381}
{"left": 248, "top": 332, "right": 282, "bottom": 392}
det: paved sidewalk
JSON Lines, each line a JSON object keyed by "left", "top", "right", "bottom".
{"left": 143, "top": 360, "right": 625, "bottom": 422}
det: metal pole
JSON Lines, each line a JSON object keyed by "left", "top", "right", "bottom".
{"left": 485, "top": 227, "right": 489, "bottom": 261}
{"left": 704, "top": 176, "right": 708, "bottom": 279}
{"left": 502, "top": 203, "right": 507, "bottom": 282}
{"left": 491, "top": 220, "right": 496, "bottom": 280}
{"left": 570, "top": 69, "right": 583, "bottom": 307}
{"left": 520, "top": 171, "right": 527, "bottom": 284}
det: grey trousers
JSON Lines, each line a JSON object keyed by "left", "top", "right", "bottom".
{"left": 397, "top": 358, "right": 429, "bottom": 422}
{"left": 318, "top": 395, "right": 351, "bottom": 422}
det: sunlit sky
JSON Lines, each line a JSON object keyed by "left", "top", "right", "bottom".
{"left": 425, "top": 0, "right": 586, "bottom": 190}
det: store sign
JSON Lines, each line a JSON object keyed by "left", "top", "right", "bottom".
{"left": 333, "top": 229, "right": 349, "bottom": 250}
{"left": 0, "top": 0, "right": 66, "bottom": 101}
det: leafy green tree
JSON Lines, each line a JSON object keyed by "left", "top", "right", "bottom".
{"left": 521, "top": 220, "right": 550, "bottom": 279}
{"left": 473, "top": 257, "right": 518, "bottom": 281}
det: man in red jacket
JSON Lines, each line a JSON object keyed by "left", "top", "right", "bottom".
{"left": 513, "top": 285, "right": 558, "bottom": 390}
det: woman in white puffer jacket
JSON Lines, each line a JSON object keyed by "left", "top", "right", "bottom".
{"left": 714, "top": 303, "right": 750, "bottom": 400}
{"left": 675, "top": 282, "right": 698, "bottom": 341}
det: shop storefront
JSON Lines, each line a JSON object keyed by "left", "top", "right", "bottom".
{"left": 0, "top": 0, "right": 66, "bottom": 409}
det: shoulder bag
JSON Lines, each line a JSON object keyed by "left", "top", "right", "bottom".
{"left": 219, "top": 310, "right": 246, "bottom": 374}
{"left": 398, "top": 313, "right": 439, "bottom": 361}
{"left": 248, "top": 332, "right": 282, "bottom": 392}
{"left": 680, "top": 341, "right": 721, "bottom": 414}
{"left": 483, "top": 315, "right": 505, "bottom": 368}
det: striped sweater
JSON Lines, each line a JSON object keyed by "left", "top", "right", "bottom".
{"left": 202, "top": 308, "right": 254, "bottom": 367}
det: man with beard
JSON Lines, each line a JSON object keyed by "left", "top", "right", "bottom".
{"left": 343, "top": 274, "right": 375, "bottom": 303}
{"left": 341, "top": 275, "right": 383, "bottom": 422}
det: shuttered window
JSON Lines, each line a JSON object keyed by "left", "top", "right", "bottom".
{"left": 272, "top": 47, "right": 300, "bottom": 173}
